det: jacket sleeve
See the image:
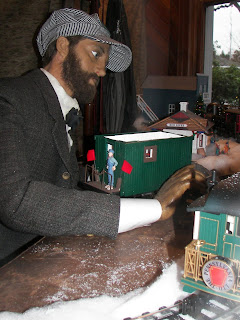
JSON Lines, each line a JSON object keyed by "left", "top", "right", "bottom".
{"left": 0, "top": 80, "right": 120, "bottom": 239}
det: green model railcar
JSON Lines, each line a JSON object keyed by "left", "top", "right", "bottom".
{"left": 94, "top": 131, "right": 193, "bottom": 197}
{"left": 182, "top": 172, "right": 240, "bottom": 302}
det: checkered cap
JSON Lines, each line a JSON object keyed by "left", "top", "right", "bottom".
{"left": 36, "top": 8, "right": 132, "bottom": 72}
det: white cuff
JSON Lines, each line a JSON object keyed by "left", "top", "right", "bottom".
{"left": 118, "top": 198, "right": 162, "bottom": 233}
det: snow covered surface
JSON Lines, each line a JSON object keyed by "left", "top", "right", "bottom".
{"left": 0, "top": 258, "right": 190, "bottom": 320}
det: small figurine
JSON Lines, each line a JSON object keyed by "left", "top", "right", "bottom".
{"left": 215, "top": 142, "right": 220, "bottom": 155}
{"left": 223, "top": 141, "right": 230, "bottom": 154}
{"left": 105, "top": 149, "right": 118, "bottom": 190}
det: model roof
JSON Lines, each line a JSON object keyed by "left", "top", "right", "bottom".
{"left": 188, "top": 172, "right": 240, "bottom": 217}
{"left": 104, "top": 131, "right": 184, "bottom": 142}
{"left": 148, "top": 110, "right": 213, "bottom": 133}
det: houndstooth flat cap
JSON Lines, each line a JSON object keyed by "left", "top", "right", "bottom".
{"left": 36, "top": 8, "right": 132, "bottom": 72}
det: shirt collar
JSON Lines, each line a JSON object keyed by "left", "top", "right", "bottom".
{"left": 40, "top": 68, "right": 79, "bottom": 120}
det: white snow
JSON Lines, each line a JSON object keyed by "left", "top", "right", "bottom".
{"left": 0, "top": 258, "right": 190, "bottom": 320}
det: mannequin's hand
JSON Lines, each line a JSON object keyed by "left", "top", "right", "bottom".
{"left": 155, "top": 164, "right": 209, "bottom": 220}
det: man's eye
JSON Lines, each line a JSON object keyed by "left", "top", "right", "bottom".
{"left": 91, "top": 51, "right": 99, "bottom": 58}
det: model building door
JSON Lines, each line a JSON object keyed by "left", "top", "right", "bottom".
{"left": 198, "top": 211, "right": 224, "bottom": 255}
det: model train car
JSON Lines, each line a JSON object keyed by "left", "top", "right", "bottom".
{"left": 83, "top": 131, "right": 193, "bottom": 197}
{"left": 182, "top": 172, "right": 240, "bottom": 302}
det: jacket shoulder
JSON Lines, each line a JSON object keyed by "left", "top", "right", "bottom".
{"left": 0, "top": 69, "right": 47, "bottom": 90}
{"left": 0, "top": 69, "right": 54, "bottom": 106}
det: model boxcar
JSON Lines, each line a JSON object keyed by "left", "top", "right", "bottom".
{"left": 85, "top": 131, "right": 192, "bottom": 197}
{"left": 182, "top": 172, "right": 240, "bottom": 302}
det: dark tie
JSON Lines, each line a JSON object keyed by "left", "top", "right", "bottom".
{"left": 65, "top": 108, "right": 81, "bottom": 131}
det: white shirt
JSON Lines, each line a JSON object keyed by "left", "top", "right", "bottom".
{"left": 41, "top": 68, "right": 79, "bottom": 149}
{"left": 41, "top": 69, "right": 162, "bottom": 233}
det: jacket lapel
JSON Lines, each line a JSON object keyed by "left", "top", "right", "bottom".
{"left": 31, "top": 69, "right": 73, "bottom": 174}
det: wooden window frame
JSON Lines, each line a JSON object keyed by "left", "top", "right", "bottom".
{"left": 144, "top": 145, "right": 157, "bottom": 163}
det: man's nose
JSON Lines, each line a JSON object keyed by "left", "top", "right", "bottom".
{"left": 95, "top": 60, "right": 107, "bottom": 77}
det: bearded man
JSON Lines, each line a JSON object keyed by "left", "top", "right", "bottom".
{"left": 0, "top": 8, "right": 206, "bottom": 263}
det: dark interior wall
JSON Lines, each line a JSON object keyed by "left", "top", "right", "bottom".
{"left": 145, "top": 0, "right": 170, "bottom": 76}
{"left": 142, "top": 0, "right": 206, "bottom": 80}
{"left": 124, "top": 0, "right": 207, "bottom": 92}
{"left": 169, "top": 0, "right": 205, "bottom": 76}
{"left": 0, "top": 0, "right": 63, "bottom": 78}
{"left": 122, "top": 0, "right": 147, "bottom": 95}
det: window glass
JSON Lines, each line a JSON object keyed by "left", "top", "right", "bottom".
{"left": 168, "top": 104, "right": 175, "bottom": 115}
{"left": 144, "top": 145, "right": 157, "bottom": 163}
{"left": 226, "top": 215, "right": 235, "bottom": 235}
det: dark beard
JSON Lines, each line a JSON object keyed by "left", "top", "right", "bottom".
{"left": 62, "top": 48, "right": 99, "bottom": 104}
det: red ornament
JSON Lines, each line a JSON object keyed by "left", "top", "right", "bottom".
{"left": 87, "top": 149, "right": 96, "bottom": 161}
{"left": 121, "top": 160, "right": 133, "bottom": 174}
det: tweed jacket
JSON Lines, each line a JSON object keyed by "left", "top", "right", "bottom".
{"left": 0, "top": 69, "right": 120, "bottom": 260}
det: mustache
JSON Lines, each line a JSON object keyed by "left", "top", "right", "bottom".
{"left": 88, "top": 73, "right": 100, "bottom": 86}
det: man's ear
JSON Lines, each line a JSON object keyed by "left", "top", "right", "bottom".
{"left": 56, "top": 37, "right": 69, "bottom": 59}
